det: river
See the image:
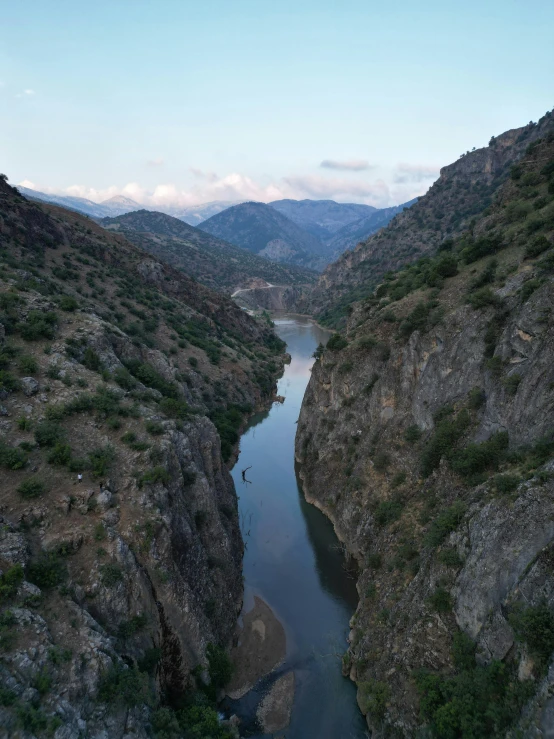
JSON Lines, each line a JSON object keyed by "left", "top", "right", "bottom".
{"left": 227, "top": 315, "right": 367, "bottom": 738}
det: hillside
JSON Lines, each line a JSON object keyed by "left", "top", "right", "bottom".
{"left": 269, "top": 199, "right": 375, "bottom": 241}
{"left": 325, "top": 198, "right": 417, "bottom": 257}
{"left": 309, "top": 111, "right": 554, "bottom": 326}
{"left": 198, "top": 201, "right": 327, "bottom": 270}
{"left": 0, "top": 175, "right": 287, "bottom": 737}
{"left": 296, "top": 122, "right": 554, "bottom": 735}
{"left": 101, "top": 209, "right": 317, "bottom": 295}
{"left": 18, "top": 186, "right": 142, "bottom": 218}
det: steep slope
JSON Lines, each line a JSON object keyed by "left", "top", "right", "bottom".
{"left": 101, "top": 209, "right": 317, "bottom": 295}
{"left": 18, "top": 186, "right": 142, "bottom": 218}
{"left": 326, "top": 198, "right": 418, "bottom": 257}
{"left": 296, "top": 126, "right": 554, "bottom": 736}
{"left": 0, "top": 175, "right": 286, "bottom": 737}
{"left": 198, "top": 201, "right": 327, "bottom": 270}
{"left": 309, "top": 111, "right": 554, "bottom": 326}
{"left": 269, "top": 199, "right": 375, "bottom": 241}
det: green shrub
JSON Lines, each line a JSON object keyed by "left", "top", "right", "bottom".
{"left": 17, "top": 477, "right": 45, "bottom": 499}
{"left": 420, "top": 408, "right": 471, "bottom": 477}
{"left": 525, "top": 235, "right": 550, "bottom": 259}
{"left": 117, "top": 614, "right": 147, "bottom": 640}
{"left": 188, "top": 356, "right": 198, "bottom": 368}
{"left": 467, "top": 287, "right": 501, "bottom": 310}
{"left": 159, "top": 397, "right": 189, "bottom": 419}
{"left": 414, "top": 660, "right": 532, "bottom": 738}
{"left": 399, "top": 302, "right": 431, "bottom": 337}
{"left": 97, "top": 664, "right": 151, "bottom": 706}
{"left": 367, "top": 553, "right": 382, "bottom": 569}
{"left": 17, "top": 355, "right": 38, "bottom": 374}
{"left": 427, "top": 587, "right": 453, "bottom": 613}
{"left": 34, "top": 420, "right": 66, "bottom": 448}
{"left": 358, "top": 679, "right": 390, "bottom": 721}
{"left": 509, "top": 603, "right": 554, "bottom": 673}
{"left": 82, "top": 347, "right": 102, "bottom": 372}
{"left": 47, "top": 442, "right": 72, "bottom": 466}
{"left": 326, "top": 334, "right": 348, "bottom": 352}
{"left": 468, "top": 387, "right": 486, "bottom": 410}
{"left": 391, "top": 471, "right": 407, "bottom": 488}
{"left": 0, "top": 370, "right": 20, "bottom": 392}
{"left": 58, "top": 295, "right": 79, "bottom": 311}
{"left": 0, "top": 442, "right": 27, "bottom": 470}
{"left": 338, "top": 360, "right": 354, "bottom": 375}
{"left": 374, "top": 499, "right": 403, "bottom": 526}
{"left": 404, "top": 424, "right": 422, "bottom": 443}
{"left": 100, "top": 563, "right": 124, "bottom": 586}
{"left": 520, "top": 278, "right": 543, "bottom": 302}
{"left": 88, "top": 445, "right": 115, "bottom": 477}
{"left": 140, "top": 466, "right": 170, "bottom": 486}
{"left": 206, "top": 643, "right": 233, "bottom": 689}
{"left": 502, "top": 373, "right": 522, "bottom": 396}
{"left": 373, "top": 452, "right": 390, "bottom": 471}
{"left": 425, "top": 501, "right": 467, "bottom": 548}
{"left": 113, "top": 366, "right": 137, "bottom": 390}
{"left": 450, "top": 431, "right": 509, "bottom": 481}
{"left": 145, "top": 420, "right": 164, "bottom": 435}
{"left": 124, "top": 359, "right": 178, "bottom": 398}
{"left": 19, "top": 310, "right": 58, "bottom": 341}
{"left": 493, "top": 474, "right": 521, "bottom": 494}
{"left": 0, "top": 564, "right": 24, "bottom": 602}
{"left": 26, "top": 553, "right": 66, "bottom": 588}
{"left": 438, "top": 547, "right": 463, "bottom": 568}
{"left": 17, "top": 416, "right": 33, "bottom": 431}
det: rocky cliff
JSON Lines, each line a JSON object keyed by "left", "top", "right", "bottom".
{"left": 308, "top": 110, "right": 554, "bottom": 327}
{"left": 296, "top": 124, "right": 554, "bottom": 736}
{"left": 0, "top": 176, "right": 286, "bottom": 738}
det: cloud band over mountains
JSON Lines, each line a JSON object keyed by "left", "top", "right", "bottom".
{"left": 19, "top": 162, "right": 439, "bottom": 210}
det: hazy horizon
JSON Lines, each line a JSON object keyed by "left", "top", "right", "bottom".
{"left": 2, "top": 0, "right": 553, "bottom": 209}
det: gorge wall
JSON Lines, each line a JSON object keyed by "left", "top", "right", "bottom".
{"left": 296, "top": 118, "right": 554, "bottom": 736}
{"left": 0, "top": 177, "right": 285, "bottom": 738}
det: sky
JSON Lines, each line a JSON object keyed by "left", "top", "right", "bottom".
{"left": 1, "top": 0, "right": 553, "bottom": 210}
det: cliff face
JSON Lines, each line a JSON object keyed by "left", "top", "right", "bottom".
{"left": 296, "top": 128, "right": 554, "bottom": 735}
{"left": 0, "top": 177, "right": 285, "bottom": 737}
{"left": 308, "top": 111, "right": 554, "bottom": 326}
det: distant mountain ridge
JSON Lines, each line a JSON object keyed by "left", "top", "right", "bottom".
{"left": 100, "top": 209, "right": 317, "bottom": 294}
{"left": 198, "top": 201, "right": 327, "bottom": 270}
{"left": 269, "top": 198, "right": 376, "bottom": 240}
{"left": 18, "top": 186, "right": 143, "bottom": 218}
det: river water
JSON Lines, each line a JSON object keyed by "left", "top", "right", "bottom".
{"left": 228, "top": 315, "right": 367, "bottom": 738}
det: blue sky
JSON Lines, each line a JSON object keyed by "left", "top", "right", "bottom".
{"left": 1, "top": 0, "right": 553, "bottom": 208}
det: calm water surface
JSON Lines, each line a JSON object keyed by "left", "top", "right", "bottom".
{"left": 228, "top": 315, "right": 367, "bottom": 739}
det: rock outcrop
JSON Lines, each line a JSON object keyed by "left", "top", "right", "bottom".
{"left": 296, "top": 121, "right": 554, "bottom": 735}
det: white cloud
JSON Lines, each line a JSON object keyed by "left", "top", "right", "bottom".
{"left": 284, "top": 175, "right": 390, "bottom": 206}
{"left": 15, "top": 89, "right": 35, "bottom": 98}
{"left": 393, "top": 163, "right": 440, "bottom": 184}
{"left": 320, "top": 159, "right": 373, "bottom": 172}
{"left": 146, "top": 158, "right": 164, "bottom": 167}
{"left": 19, "top": 168, "right": 425, "bottom": 210}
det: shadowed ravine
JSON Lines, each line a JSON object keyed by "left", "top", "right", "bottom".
{"left": 225, "top": 315, "right": 367, "bottom": 738}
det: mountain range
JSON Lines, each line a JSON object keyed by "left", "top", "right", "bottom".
{"left": 19, "top": 185, "right": 417, "bottom": 269}
{"left": 100, "top": 209, "right": 316, "bottom": 294}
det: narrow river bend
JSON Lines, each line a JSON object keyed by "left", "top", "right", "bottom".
{"left": 227, "top": 315, "right": 367, "bottom": 739}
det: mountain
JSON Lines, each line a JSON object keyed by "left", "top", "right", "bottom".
{"left": 0, "top": 174, "right": 287, "bottom": 736}
{"left": 269, "top": 199, "right": 376, "bottom": 240}
{"left": 308, "top": 110, "right": 554, "bottom": 326}
{"left": 170, "top": 200, "right": 242, "bottom": 226}
{"left": 325, "top": 198, "right": 418, "bottom": 256}
{"left": 18, "top": 186, "right": 142, "bottom": 218}
{"left": 100, "top": 209, "right": 317, "bottom": 295}
{"left": 296, "top": 113, "right": 554, "bottom": 735}
{"left": 198, "top": 201, "right": 327, "bottom": 270}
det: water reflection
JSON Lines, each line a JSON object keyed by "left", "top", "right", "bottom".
{"left": 228, "top": 314, "right": 367, "bottom": 739}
